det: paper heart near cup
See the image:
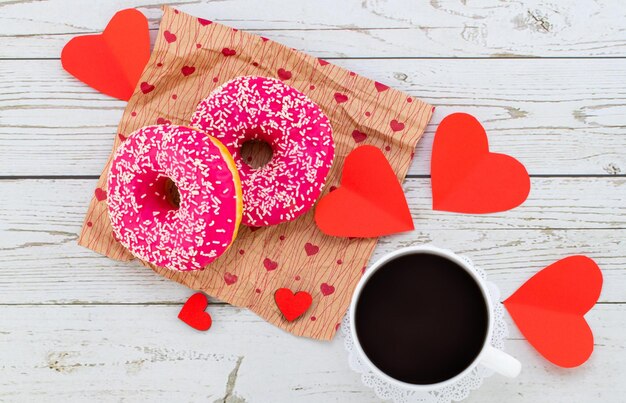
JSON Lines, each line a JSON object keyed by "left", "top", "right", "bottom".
{"left": 504, "top": 256, "right": 603, "bottom": 368}
{"left": 178, "top": 293, "right": 212, "bottom": 331}
{"left": 61, "top": 9, "right": 150, "bottom": 101}
{"left": 315, "top": 146, "right": 414, "bottom": 237}
{"left": 431, "top": 113, "right": 530, "bottom": 214}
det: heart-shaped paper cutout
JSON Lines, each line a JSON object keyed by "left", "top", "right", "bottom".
{"left": 61, "top": 9, "right": 150, "bottom": 101}
{"left": 504, "top": 255, "right": 602, "bottom": 368}
{"left": 431, "top": 113, "right": 530, "bottom": 213}
{"left": 315, "top": 145, "right": 413, "bottom": 237}
{"left": 178, "top": 292, "right": 212, "bottom": 331}
{"left": 274, "top": 288, "right": 312, "bottom": 321}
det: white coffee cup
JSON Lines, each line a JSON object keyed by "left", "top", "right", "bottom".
{"left": 349, "top": 245, "right": 521, "bottom": 391}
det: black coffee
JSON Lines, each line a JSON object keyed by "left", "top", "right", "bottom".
{"left": 355, "top": 253, "right": 488, "bottom": 385}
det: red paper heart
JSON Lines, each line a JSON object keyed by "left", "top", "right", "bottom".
{"left": 178, "top": 293, "right": 212, "bottom": 331}
{"left": 315, "top": 145, "right": 413, "bottom": 237}
{"left": 374, "top": 81, "right": 389, "bottom": 92}
{"left": 198, "top": 18, "right": 212, "bottom": 26}
{"left": 222, "top": 47, "right": 236, "bottom": 56}
{"left": 431, "top": 113, "right": 530, "bottom": 213}
{"left": 163, "top": 30, "right": 177, "bottom": 43}
{"left": 61, "top": 9, "right": 150, "bottom": 101}
{"left": 274, "top": 288, "right": 312, "bottom": 321}
{"left": 140, "top": 82, "right": 155, "bottom": 94}
{"left": 504, "top": 256, "right": 602, "bottom": 368}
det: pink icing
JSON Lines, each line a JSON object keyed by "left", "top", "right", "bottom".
{"left": 192, "top": 76, "right": 334, "bottom": 226}
{"left": 107, "top": 125, "right": 240, "bottom": 271}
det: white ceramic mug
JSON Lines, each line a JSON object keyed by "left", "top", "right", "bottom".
{"left": 349, "top": 245, "right": 521, "bottom": 391}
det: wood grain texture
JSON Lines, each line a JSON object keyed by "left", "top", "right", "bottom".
{"left": 1, "top": 58, "right": 625, "bottom": 176}
{"left": 1, "top": 0, "right": 626, "bottom": 58}
{"left": 0, "top": 179, "right": 624, "bottom": 305}
{"left": 0, "top": 304, "right": 624, "bottom": 402}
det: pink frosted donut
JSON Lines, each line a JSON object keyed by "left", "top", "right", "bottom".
{"left": 107, "top": 125, "right": 243, "bottom": 271}
{"left": 191, "top": 76, "right": 334, "bottom": 226}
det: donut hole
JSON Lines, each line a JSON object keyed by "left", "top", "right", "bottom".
{"left": 241, "top": 139, "right": 273, "bottom": 169}
{"left": 163, "top": 177, "right": 181, "bottom": 209}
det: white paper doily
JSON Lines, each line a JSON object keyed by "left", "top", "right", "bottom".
{"left": 341, "top": 254, "right": 508, "bottom": 403}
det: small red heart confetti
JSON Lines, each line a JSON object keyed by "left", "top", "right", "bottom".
{"left": 304, "top": 242, "right": 319, "bottom": 256}
{"left": 431, "top": 113, "right": 530, "bottom": 213}
{"left": 318, "top": 58, "right": 329, "bottom": 66}
{"left": 274, "top": 288, "right": 313, "bottom": 321}
{"left": 277, "top": 68, "right": 292, "bottom": 80}
{"left": 94, "top": 187, "right": 107, "bottom": 201}
{"left": 156, "top": 117, "right": 171, "bottom": 125}
{"left": 118, "top": 133, "right": 127, "bottom": 142}
{"left": 163, "top": 30, "right": 177, "bottom": 43}
{"left": 198, "top": 18, "right": 212, "bottom": 26}
{"left": 504, "top": 256, "right": 602, "bottom": 368}
{"left": 374, "top": 81, "right": 389, "bottom": 92}
{"left": 224, "top": 272, "right": 238, "bottom": 285}
{"left": 181, "top": 65, "right": 195, "bottom": 76}
{"left": 222, "top": 47, "right": 236, "bottom": 56}
{"left": 140, "top": 82, "right": 155, "bottom": 94}
{"left": 334, "top": 93, "right": 349, "bottom": 104}
{"left": 320, "top": 283, "right": 335, "bottom": 296}
{"left": 390, "top": 119, "right": 405, "bottom": 132}
{"left": 351, "top": 129, "right": 367, "bottom": 143}
{"left": 178, "top": 293, "right": 212, "bottom": 331}
{"left": 264, "top": 258, "right": 278, "bottom": 271}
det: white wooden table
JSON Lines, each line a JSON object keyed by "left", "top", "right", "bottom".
{"left": 1, "top": 1, "right": 625, "bottom": 401}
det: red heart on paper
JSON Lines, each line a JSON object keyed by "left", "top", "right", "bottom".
{"left": 334, "top": 93, "right": 348, "bottom": 104}
{"left": 94, "top": 187, "right": 107, "bottom": 201}
{"left": 222, "top": 48, "right": 236, "bottom": 56}
{"left": 198, "top": 18, "right": 213, "bottom": 26}
{"left": 163, "top": 30, "right": 177, "bottom": 43}
{"left": 320, "top": 283, "right": 335, "bottom": 296}
{"left": 315, "top": 145, "right": 413, "bottom": 237}
{"left": 224, "top": 272, "right": 238, "bottom": 285}
{"left": 318, "top": 59, "right": 329, "bottom": 66}
{"left": 264, "top": 258, "right": 278, "bottom": 271}
{"left": 277, "top": 68, "right": 292, "bottom": 80}
{"left": 178, "top": 293, "right": 212, "bottom": 331}
{"left": 304, "top": 242, "right": 319, "bottom": 256}
{"left": 61, "top": 9, "right": 150, "bottom": 101}
{"left": 140, "top": 82, "right": 155, "bottom": 94}
{"left": 351, "top": 129, "right": 367, "bottom": 143}
{"left": 181, "top": 66, "right": 195, "bottom": 76}
{"left": 390, "top": 119, "right": 404, "bottom": 132}
{"left": 431, "top": 113, "right": 530, "bottom": 213}
{"left": 504, "top": 256, "right": 602, "bottom": 368}
{"left": 274, "top": 288, "right": 312, "bottom": 321}
{"left": 374, "top": 82, "right": 389, "bottom": 92}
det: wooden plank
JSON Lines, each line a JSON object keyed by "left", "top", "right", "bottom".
{"left": 1, "top": 59, "right": 625, "bottom": 176}
{"left": 2, "top": 0, "right": 626, "bottom": 58}
{"left": 0, "top": 303, "right": 623, "bottom": 402}
{"left": 0, "top": 179, "right": 624, "bottom": 305}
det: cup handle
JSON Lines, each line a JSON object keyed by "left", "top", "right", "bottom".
{"left": 480, "top": 345, "right": 522, "bottom": 378}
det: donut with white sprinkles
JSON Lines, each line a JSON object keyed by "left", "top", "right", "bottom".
{"left": 191, "top": 76, "right": 335, "bottom": 226}
{"left": 107, "top": 125, "right": 243, "bottom": 271}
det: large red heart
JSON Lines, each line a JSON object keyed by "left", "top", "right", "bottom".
{"left": 315, "top": 145, "right": 413, "bottom": 237}
{"left": 504, "top": 256, "right": 602, "bottom": 368}
{"left": 61, "top": 9, "right": 150, "bottom": 101}
{"left": 431, "top": 113, "right": 530, "bottom": 213}
{"left": 274, "top": 288, "right": 312, "bottom": 322}
{"left": 178, "top": 293, "right": 212, "bottom": 331}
